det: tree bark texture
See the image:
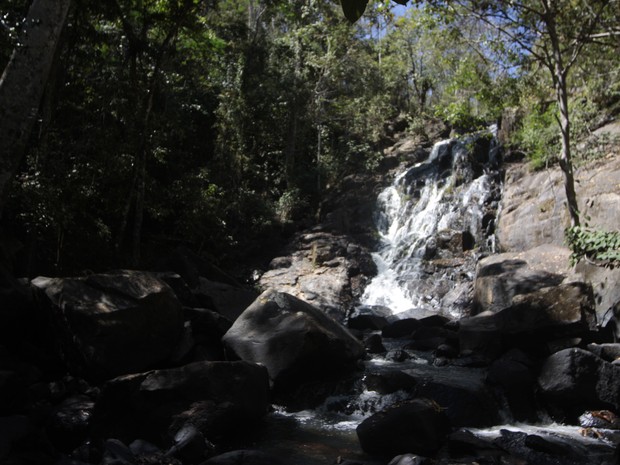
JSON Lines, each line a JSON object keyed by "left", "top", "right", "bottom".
{"left": 0, "top": 0, "right": 72, "bottom": 214}
{"left": 545, "top": 3, "right": 581, "bottom": 227}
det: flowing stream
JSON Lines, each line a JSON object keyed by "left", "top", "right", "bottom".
{"left": 257, "top": 130, "right": 617, "bottom": 464}
{"left": 255, "top": 131, "right": 503, "bottom": 464}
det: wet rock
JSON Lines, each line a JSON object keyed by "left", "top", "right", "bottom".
{"left": 579, "top": 410, "right": 620, "bottom": 429}
{"left": 493, "top": 429, "right": 617, "bottom": 465}
{"left": 365, "top": 363, "right": 500, "bottom": 428}
{"left": 166, "top": 424, "right": 213, "bottom": 463}
{"left": 348, "top": 305, "right": 392, "bottom": 331}
{"left": 487, "top": 349, "right": 538, "bottom": 422}
{"left": 356, "top": 398, "right": 450, "bottom": 456}
{"left": 200, "top": 449, "right": 285, "bottom": 465}
{"left": 31, "top": 271, "right": 184, "bottom": 381}
{"left": 434, "top": 344, "right": 458, "bottom": 359}
{"left": 222, "top": 290, "right": 364, "bottom": 391}
{"left": 47, "top": 395, "right": 95, "bottom": 453}
{"left": 382, "top": 319, "right": 421, "bottom": 338}
{"left": 586, "top": 343, "right": 620, "bottom": 363}
{"left": 406, "top": 326, "right": 457, "bottom": 351}
{"left": 90, "top": 361, "right": 270, "bottom": 446}
{"left": 388, "top": 454, "right": 430, "bottom": 465}
{"left": 403, "top": 364, "right": 500, "bottom": 427}
{"left": 444, "top": 429, "right": 504, "bottom": 460}
{"left": 538, "top": 348, "right": 620, "bottom": 421}
{"left": 364, "top": 334, "right": 386, "bottom": 354}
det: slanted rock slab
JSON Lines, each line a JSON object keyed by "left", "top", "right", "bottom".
{"left": 222, "top": 289, "right": 364, "bottom": 390}
{"left": 31, "top": 270, "right": 184, "bottom": 381}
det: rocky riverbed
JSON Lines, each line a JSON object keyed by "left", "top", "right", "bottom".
{"left": 1, "top": 122, "right": 619, "bottom": 465}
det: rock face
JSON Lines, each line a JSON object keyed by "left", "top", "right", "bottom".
{"left": 258, "top": 230, "right": 376, "bottom": 322}
{"left": 497, "top": 154, "right": 620, "bottom": 252}
{"left": 222, "top": 289, "right": 364, "bottom": 390}
{"left": 496, "top": 152, "right": 620, "bottom": 333}
{"left": 356, "top": 398, "right": 450, "bottom": 456}
{"left": 31, "top": 270, "right": 184, "bottom": 381}
{"left": 91, "top": 361, "right": 270, "bottom": 445}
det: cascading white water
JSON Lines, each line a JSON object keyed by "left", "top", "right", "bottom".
{"left": 361, "top": 131, "right": 497, "bottom": 316}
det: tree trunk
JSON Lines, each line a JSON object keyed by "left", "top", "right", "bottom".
{"left": 0, "top": 0, "right": 72, "bottom": 215}
{"left": 554, "top": 71, "right": 580, "bottom": 227}
{"left": 546, "top": 7, "right": 581, "bottom": 227}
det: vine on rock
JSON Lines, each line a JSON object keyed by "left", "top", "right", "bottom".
{"left": 565, "top": 226, "right": 620, "bottom": 268}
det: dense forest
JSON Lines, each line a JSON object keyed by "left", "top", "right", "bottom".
{"left": 1, "top": 0, "right": 619, "bottom": 278}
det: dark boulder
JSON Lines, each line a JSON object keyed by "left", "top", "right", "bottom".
{"left": 460, "top": 283, "right": 596, "bottom": 357}
{"left": 473, "top": 258, "right": 565, "bottom": 315}
{"left": 487, "top": 349, "right": 538, "bottom": 422}
{"left": 192, "top": 278, "right": 258, "bottom": 322}
{"left": 538, "top": 348, "right": 620, "bottom": 421}
{"left": 200, "top": 449, "right": 285, "bottom": 465}
{"left": 31, "top": 271, "right": 184, "bottom": 381}
{"left": 364, "top": 334, "right": 386, "bottom": 354}
{"left": 46, "top": 394, "right": 95, "bottom": 453}
{"left": 364, "top": 363, "right": 500, "bottom": 428}
{"left": 184, "top": 307, "right": 232, "bottom": 341}
{"left": 402, "top": 364, "right": 500, "bottom": 427}
{"left": 382, "top": 319, "right": 421, "bottom": 338}
{"left": 493, "top": 429, "right": 617, "bottom": 465}
{"left": 387, "top": 454, "right": 430, "bottom": 465}
{"left": 586, "top": 343, "right": 620, "bottom": 363}
{"left": 348, "top": 305, "right": 392, "bottom": 331}
{"left": 356, "top": 398, "right": 450, "bottom": 456}
{"left": 90, "top": 361, "right": 270, "bottom": 446}
{"left": 222, "top": 290, "right": 364, "bottom": 390}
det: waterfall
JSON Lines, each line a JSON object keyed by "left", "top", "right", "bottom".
{"left": 361, "top": 128, "right": 500, "bottom": 317}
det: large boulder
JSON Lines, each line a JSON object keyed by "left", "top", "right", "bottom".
{"left": 222, "top": 289, "right": 364, "bottom": 390}
{"left": 31, "top": 271, "right": 184, "bottom": 381}
{"left": 538, "top": 348, "right": 620, "bottom": 421}
{"left": 365, "top": 363, "right": 501, "bottom": 428}
{"left": 201, "top": 450, "right": 285, "bottom": 465}
{"left": 460, "top": 282, "right": 597, "bottom": 356}
{"left": 258, "top": 231, "right": 376, "bottom": 322}
{"left": 473, "top": 253, "right": 565, "bottom": 315}
{"left": 192, "top": 278, "right": 258, "bottom": 323}
{"left": 356, "top": 398, "right": 450, "bottom": 456}
{"left": 90, "top": 361, "right": 270, "bottom": 446}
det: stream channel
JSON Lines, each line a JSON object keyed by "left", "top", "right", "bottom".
{"left": 250, "top": 129, "right": 617, "bottom": 464}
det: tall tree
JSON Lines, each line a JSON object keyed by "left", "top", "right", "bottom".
{"left": 0, "top": 0, "right": 72, "bottom": 215}
{"left": 342, "top": 0, "right": 620, "bottom": 227}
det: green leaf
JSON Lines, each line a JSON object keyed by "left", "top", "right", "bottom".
{"left": 340, "top": 0, "right": 369, "bottom": 22}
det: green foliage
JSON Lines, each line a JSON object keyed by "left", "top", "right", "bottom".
{"left": 566, "top": 226, "right": 620, "bottom": 268}
{"left": 513, "top": 103, "right": 559, "bottom": 169}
